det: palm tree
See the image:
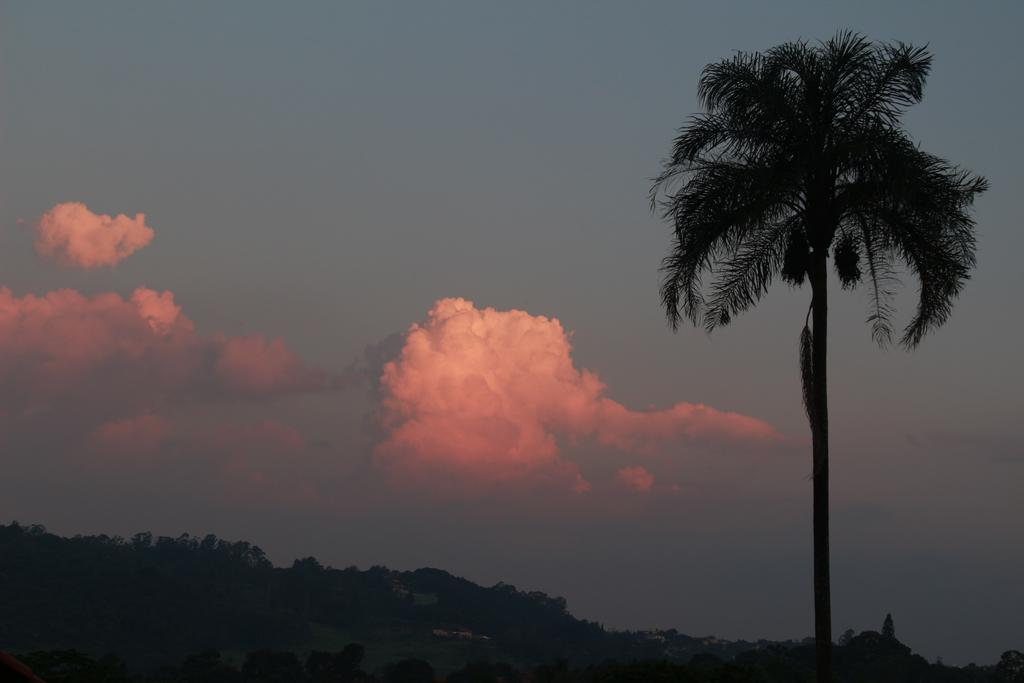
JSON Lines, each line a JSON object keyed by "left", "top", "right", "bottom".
{"left": 650, "top": 32, "right": 987, "bottom": 682}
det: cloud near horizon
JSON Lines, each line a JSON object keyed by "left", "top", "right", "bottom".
{"left": 374, "top": 298, "right": 779, "bottom": 494}
{"left": 0, "top": 283, "right": 336, "bottom": 506}
{"left": 34, "top": 202, "right": 155, "bottom": 268}
{"left": 1, "top": 201, "right": 341, "bottom": 507}
{"left": 0, "top": 286, "right": 331, "bottom": 421}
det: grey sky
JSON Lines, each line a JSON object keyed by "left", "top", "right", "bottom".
{"left": 1, "top": 1, "right": 1021, "bottom": 665}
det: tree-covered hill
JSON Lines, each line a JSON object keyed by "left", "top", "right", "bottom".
{"left": 0, "top": 523, "right": 759, "bottom": 672}
{"left": 2, "top": 522, "right": 1019, "bottom": 681}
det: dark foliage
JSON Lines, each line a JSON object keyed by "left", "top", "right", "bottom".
{"left": 383, "top": 659, "right": 434, "bottom": 683}
{"left": 15, "top": 637, "right": 1013, "bottom": 682}
{"left": 306, "top": 644, "right": 366, "bottom": 683}
{"left": 240, "top": 651, "right": 306, "bottom": 683}
{"left": 882, "top": 613, "right": 896, "bottom": 640}
{"left": 1, "top": 523, "right": 755, "bottom": 671}
{"left": 17, "top": 650, "right": 133, "bottom": 683}
{"left": 996, "top": 651, "right": 1024, "bottom": 683}
{"left": 5, "top": 523, "right": 1014, "bottom": 682}
{"left": 0, "top": 522, "right": 295, "bottom": 671}
{"left": 650, "top": 31, "right": 987, "bottom": 347}
{"left": 156, "top": 651, "right": 243, "bottom": 683}
{"left": 446, "top": 660, "right": 522, "bottom": 683}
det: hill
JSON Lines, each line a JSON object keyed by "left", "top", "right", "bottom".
{"left": 0, "top": 522, "right": 764, "bottom": 672}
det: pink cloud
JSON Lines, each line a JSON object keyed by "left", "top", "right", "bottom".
{"left": 216, "top": 336, "right": 317, "bottom": 394}
{"left": 93, "top": 414, "right": 173, "bottom": 455}
{"left": 0, "top": 284, "right": 335, "bottom": 510}
{"left": 132, "top": 288, "right": 189, "bottom": 334}
{"left": 0, "top": 286, "right": 329, "bottom": 419}
{"left": 374, "top": 298, "right": 779, "bottom": 494}
{"left": 617, "top": 466, "right": 654, "bottom": 493}
{"left": 34, "top": 202, "right": 154, "bottom": 268}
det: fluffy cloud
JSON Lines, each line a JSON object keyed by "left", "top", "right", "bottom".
{"left": 374, "top": 298, "right": 779, "bottom": 493}
{"left": 0, "top": 286, "right": 330, "bottom": 419}
{"left": 34, "top": 202, "right": 155, "bottom": 268}
{"left": 0, "top": 282, "right": 329, "bottom": 498}
{"left": 2, "top": 207, "right": 339, "bottom": 508}
{"left": 617, "top": 466, "right": 654, "bottom": 492}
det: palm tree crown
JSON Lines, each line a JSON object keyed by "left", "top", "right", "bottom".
{"left": 651, "top": 31, "right": 987, "bottom": 346}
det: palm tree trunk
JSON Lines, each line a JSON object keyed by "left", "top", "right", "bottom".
{"left": 809, "top": 252, "right": 832, "bottom": 682}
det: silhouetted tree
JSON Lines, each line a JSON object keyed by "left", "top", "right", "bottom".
{"left": 168, "top": 650, "right": 244, "bottom": 683}
{"left": 19, "top": 650, "right": 132, "bottom": 683}
{"left": 997, "top": 651, "right": 1024, "bottom": 682}
{"left": 447, "top": 661, "right": 520, "bottom": 683}
{"left": 839, "top": 629, "right": 855, "bottom": 646}
{"left": 651, "top": 31, "right": 987, "bottom": 683}
{"left": 882, "top": 614, "right": 895, "bottom": 640}
{"left": 183, "top": 651, "right": 237, "bottom": 681}
{"left": 689, "top": 652, "right": 724, "bottom": 669}
{"left": 383, "top": 658, "right": 433, "bottom": 683}
{"left": 306, "top": 644, "right": 366, "bottom": 683}
{"left": 531, "top": 659, "right": 569, "bottom": 683}
{"left": 241, "top": 651, "right": 306, "bottom": 683}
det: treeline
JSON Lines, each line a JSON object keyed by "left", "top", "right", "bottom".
{"left": 0, "top": 522, "right": 601, "bottom": 667}
{"left": 4, "top": 522, "right": 1020, "bottom": 681}
{"left": 15, "top": 641, "right": 1024, "bottom": 683}
{"left": 0, "top": 523, "right": 755, "bottom": 670}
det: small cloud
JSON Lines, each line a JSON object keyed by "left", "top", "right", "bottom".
{"left": 617, "top": 466, "right": 654, "bottom": 493}
{"left": 34, "top": 202, "right": 154, "bottom": 268}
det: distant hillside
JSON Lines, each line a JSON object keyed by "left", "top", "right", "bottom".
{"left": 0, "top": 522, "right": 767, "bottom": 672}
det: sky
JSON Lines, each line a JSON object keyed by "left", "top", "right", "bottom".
{"left": 1, "top": 0, "right": 1022, "bottom": 666}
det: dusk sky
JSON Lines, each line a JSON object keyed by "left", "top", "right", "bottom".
{"left": 1, "top": 1, "right": 1021, "bottom": 666}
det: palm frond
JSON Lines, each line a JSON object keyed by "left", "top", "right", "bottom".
{"left": 651, "top": 31, "right": 985, "bottom": 349}
{"left": 835, "top": 40, "right": 932, "bottom": 131}
{"left": 656, "top": 160, "right": 800, "bottom": 328}
{"left": 856, "top": 214, "right": 899, "bottom": 346}
{"left": 703, "top": 217, "right": 799, "bottom": 330}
